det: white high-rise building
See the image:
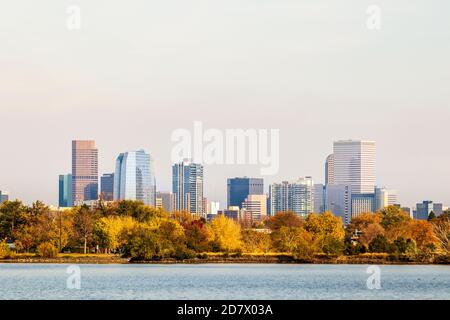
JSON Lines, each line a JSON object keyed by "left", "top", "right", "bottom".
{"left": 242, "top": 194, "right": 267, "bottom": 222}
{"left": 333, "top": 140, "right": 376, "bottom": 194}
{"left": 325, "top": 154, "right": 335, "bottom": 185}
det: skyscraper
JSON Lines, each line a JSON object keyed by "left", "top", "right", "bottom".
{"left": 172, "top": 159, "right": 204, "bottom": 214}
{"left": 413, "top": 201, "right": 443, "bottom": 220}
{"left": 227, "top": 177, "right": 264, "bottom": 208}
{"left": 72, "top": 140, "right": 98, "bottom": 206}
{"left": 58, "top": 174, "right": 73, "bottom": 207}
{"left": 333, "top": 140, "right": 376, "bottom": 194}
{"left": 313, "top": 184, "right": 325, "bottom": 213}
{"left": 100, "top": 173, "right": 114, "bottom": 201}
{"left": 325, "top": 154, "right": 335, "bottom": 185}
{"left": 113, "top": 150, "right": 156, "bottom": 206}
{"left": 269, "top": 177, "right": 314, "bottom": 217}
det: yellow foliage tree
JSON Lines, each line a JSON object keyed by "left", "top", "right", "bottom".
{"left": 207, "top": 215, "right": 242, "bottom": 252}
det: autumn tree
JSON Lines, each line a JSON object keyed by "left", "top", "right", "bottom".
{"left": 241, "top": 230, "right": 272, "bottom": 253}
{"left": 265, "top": 212, "right": 303, "bottom": 231}
{"left": 207, "top": 215, "right": 242, "bottom": 252}
{"left": 73, "top": 205, "right": 98, "bottom": 254}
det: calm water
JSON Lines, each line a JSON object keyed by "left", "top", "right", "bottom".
{"left": 0, "top": 264, "right": 449, "bottom": 300}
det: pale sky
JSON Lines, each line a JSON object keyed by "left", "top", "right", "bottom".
{"left": 1, "top": 1, "right": 449, "bottom": 208}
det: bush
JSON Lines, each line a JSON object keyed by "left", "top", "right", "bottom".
{"left": 37, "top": 242, "right": 59, "bottom": 258}
{"left": 174, "top": 246, "right": 196, "bottom": 260}
{"left": 369, "top": 235, "right": 391, "bottom": 253}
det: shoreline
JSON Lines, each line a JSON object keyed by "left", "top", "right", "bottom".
{"left": 1, "top": 253, "right": 449, "bottom": 265}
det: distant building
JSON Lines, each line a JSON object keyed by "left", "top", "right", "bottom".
{"left": 375, "top": 187, "right": 398, "bottom": 211}
{"left": 113, "top": 150, "right": 156, "bottom": 206}
{"left": 172, "top": 159, "right": 204, "bottom": 214}
{"left": 242, "top": 194, "right": 267, "bottom": 222}
{"left": 413, "top": 201, "right": 443, "bottom": 220}
{"left": 58, "top": 174, "right": 73, "bottom": 207}
{"left": 217, "top": 206, "right": 241, "bottom": 221}
{"left": 227, "top": 177, "right": 264, "bottom": 209}
{"left": 0, "top": 191, "right": 9, "bottom": 204}
{"left": 333, "top": 140, "right": 376, "bottom": 194}
{"left": 269, "top": 177, "right": 314, "bottom": 217}
{"left": 72, "top": 140, "right": 98, "bottom": 206}
{"left": 100, "top": 173, "right": 114, "bottom": 201}
{"left": 314, "top": 184, "right": 325, "bottom": 213}
{"left": 155, "top": 192, "right": 175, "bottom": 213}
{"left": 325, "top": 184, "right": 352, "bottom": 225}
{"left": 209, "top": 201, "right": 220, "bottom": 215}
{"left": 351, "top": 193, "right": 375, "bottom": 218}
{"left": 325, "top": 154, "right": 335, "bottom": 185}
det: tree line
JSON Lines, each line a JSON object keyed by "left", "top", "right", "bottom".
{"left": 0, "top": 200, "right": 449, "bottom": 262}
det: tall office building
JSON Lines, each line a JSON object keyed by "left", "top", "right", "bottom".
{"left": 333, "top": 140, "right": 376, "bottom": 194}
{"left": 72, "top": 140, "right": 98, "bottom": 206}
{"left": 325, "top": 154, "right": 335, "bottom": 185}
{"left": 0, "top": 191, "right": 9, "bottom": 204}
{"left": 242, "top": 194, "right": 268, "bottom": 222}
{"left": 314, "top": 184, "right": 326, "bottom": 213}
{"left": 156, "top": 192, "right": 175, "bottom": 213}
{"left": 100, "top": 173, "right": 114, "bottom": 201}
{"left": 172, "top": 159, "right": 204, "bottom": 214}
{"left": 325, "top": 184, "right": 352, "bottom": 225}
{"left": 227, "top": 177, "right": 264, "bottom": 209}
{"left": 351, "top": 193, "right": 375, "bottom": 218}
{"left": 58, "top": 174, "right": 73, "bottom": 207}
{"left": 375, "top": 187, "right": 398, "bottom": 211}
{"left": 269, "top": 177, "right": 314, "bottom": 217}
{"left": 113, "top": 150, "right": 156, "bottom": 206}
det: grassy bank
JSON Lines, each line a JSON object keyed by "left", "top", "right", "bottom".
{"left": 1, "top": 252, "right": 449, "bottom": 265}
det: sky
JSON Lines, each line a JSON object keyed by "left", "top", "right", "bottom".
{"left": 1, "top": 0, "right": 449, "bottom": 208}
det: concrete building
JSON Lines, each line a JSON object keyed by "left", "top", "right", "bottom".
{"left": 375, "top": 187, "right": 398, "bottom": 211}
{"left": 58, "top": 174, "right": 72, "bottom": 207}
{"left": 113, "top": 150, "right": 156, "bottom": 206}
{"left": 156, "top": 192, "right": 175, "bottom": 213}
{"left": 100, "top": 173, "right": 114, "bottom": 201}
{"left": 172, "top": 159, "right": 204, "bottom": 214}
{"left": 325, "top": 154, "right": 335, "bottom": 185}
{"left": 242, "top": 194, "right": 267, "bottom": 222}
{"left": 217, "top": 206, "right": 241, "bottom": 221}
{"left": 227, "top": 177, "right": 264, "bottom": 209}
{"left": 351, "top": 193, "right": 376, "bottom": 218}
{"left": 72, "top": 140, "right": 98, "bottom": 206}
{"left": 413, "top": 201, "right": 443, "bottom": 220}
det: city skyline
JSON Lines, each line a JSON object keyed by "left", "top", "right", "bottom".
{"left": 1, "top": 2, "right": 449, "bottom": 208}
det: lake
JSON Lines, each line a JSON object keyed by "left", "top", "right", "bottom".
{"left": 0, "top": 264, "right": 449, "bottom": 300}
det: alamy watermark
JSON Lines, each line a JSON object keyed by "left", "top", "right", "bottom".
{"left": 171, "top": 121, "right": 280, "bottom": 175}
{"left": 66, "top": 5, "right": 82, "bottom": 30}
{"left": 66, "top": 265, "right": 81, "bottom": 290}
{"left": 366, "top": 265, "right": 381, "bottom": 290}
{"left": 366, "top": 5, "right": 381, "bottom": 30}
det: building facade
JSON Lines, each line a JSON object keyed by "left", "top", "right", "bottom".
{"left": 333, "top": 140, "right": 376, "bottom": 194}
{"left": 269, "top": 177, "right": 314, "bottom": 217}
{"left": 375, "top": 187, "right": 398, "bottom": 211}
{"left": 100, "top": 173, "right": 114, "bottom": 201}
{"left": 172, "top": 159, "right": 204, "bottom": 214}
{"left": 314, "top": 184, "right": 326, "bottom": 213}
{"left": 72, "top": 140, "right": 98, "bottom": 206}
{"left": 413, "top": 201, "right": 443, "bottom": 220}
{"left": 325, "top": 184, "right": 352, "bottom": 225}
{"left": 325, "top": 154, "right": 335, "bottom": 185}
{"left": 113, "top": 150, "right": 156, "bottom": 206}
{"left": 156, "top": 192, "right": 175, "bottom": 213}
{"left": 227, "top": 177, "right": 264, "bottom": 209}
{"left": 58, "top": 174, "right": 73, "bottom": 207}
{"left": 242, "top": 194, "right": 268, "bottom": 222}
{"left": 351, "top": 193, "right": 375, "bottom": 218}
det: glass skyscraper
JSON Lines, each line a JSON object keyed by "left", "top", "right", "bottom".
{"left": 113, "top": 150, "right": 156, "bottom": 206}
{"left": 227, "top": 177, "right": 264, "bottom": 209}
{"left": 269, "top": 177, "right": 314, "bottom": 217}
{"left": 172, "top": 159, "right": 204, "bottom": 215}
{"left": 58, "top": 174, "right": 73, "bottom": 207}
